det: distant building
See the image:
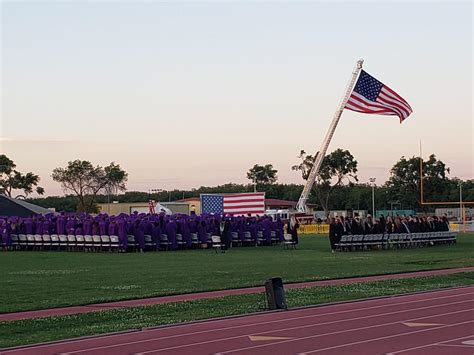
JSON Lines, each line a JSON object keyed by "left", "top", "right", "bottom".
{"left": 175, "top": 197, "right": 201, "bottom": 214}
{"left": 97, "top": 201, "right": 190, "bottom": 215}
{"left": 98, "top": 197, "right": 299, "bottom": 216}
{"left": 264, "top": 199, "right": 297, "bottom": 210}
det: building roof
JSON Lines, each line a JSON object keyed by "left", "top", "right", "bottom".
{"left": 265, "top": 198, "right": 297, "bottom": 208}
{"left": 176, "top": 197, "right": 201, "bottom": 202}
{"left": 0, "top": 195, "right": 53, "bottom": 217}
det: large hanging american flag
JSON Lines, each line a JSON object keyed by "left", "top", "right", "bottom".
{"left": 345, "top": 70, "right": 413, "bottom": 123}
{"left": 201, "top": 192, "right": 265, "bottom": 216}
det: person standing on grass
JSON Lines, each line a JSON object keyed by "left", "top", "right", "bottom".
{"left": 328, "top": 217, "right": 337, "bottom": 252}
{"left": 289, "top": 216, "right": 299, "bottom": 246}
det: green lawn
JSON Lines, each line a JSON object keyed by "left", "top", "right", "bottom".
{"left": 1, "top": 272, "right": 473, "bottom": 349}
{"left": 0, "top": 234, "right": 473, "bottom": 314}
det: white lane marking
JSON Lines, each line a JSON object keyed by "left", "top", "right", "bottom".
{"left": 134, "top": 306, "right": 473, "bottom": 354}
{"left": 385, "top": 334, "right": 474, "bottom": 354}
{"left": 299, "top": 321, "right": 474, "bottom": 354}
{"left": 54, "top": 290, "right": 474, "bottom": 354}
{"left": 437, "top": 343, "right": 474, "bottom": 348}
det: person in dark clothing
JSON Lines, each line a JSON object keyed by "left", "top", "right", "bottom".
{"left": 379, "top": 215, "right": 386, "bottom": 233}
{"left": 335, "top": 218, "right": 345, "bottom": 243}
{"left": 351, "top": 214, "right": 363, "bottom": 234}
{"left": 364, "top": 215, "right": 374, "bottom": 235}
{"left": 287, "top": 216, "right": 299, "bottom": 246}
{"left": 328, "top": 217, "right": 338, "bottom": 252}
{"left": 220, "top": 219, "right": 232, "bottom": 251}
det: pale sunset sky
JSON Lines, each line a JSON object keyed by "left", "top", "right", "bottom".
{"left": 1, "top": 1, "right": 472, "bottom": 196}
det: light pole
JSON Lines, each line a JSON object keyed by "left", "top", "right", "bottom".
{"left": 369, "top": 178, "right": 376, "bottom": 217}
{"left": 149, "top": 188, "right": 162, "bottom": 202}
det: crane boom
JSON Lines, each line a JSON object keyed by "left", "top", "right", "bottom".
{"left": 296, "top": 59, "right": 364, "bottom": 213}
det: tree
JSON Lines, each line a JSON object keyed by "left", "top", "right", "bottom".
{"left": 0, "top": 154, "right": 44, "bottom": 197}
{"left": 385, "top": 154, "right": 450, "bottom": 210}
{"left": 52, "top": 160, "right": 128, "bottom": 212}
{"left": 292, "top": 149, "right": 358, "bottom": 214}
{"left": 247, "top": 164, "right": 278, "bottom": 188}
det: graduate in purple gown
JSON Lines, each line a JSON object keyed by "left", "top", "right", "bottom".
{"left": 181, "top": 218, "right": 192, "bottom": 248}
{"left": 133, "top": 220, "right": 145, "bottom": 252}
{"left": 75, "top": 223, "right": 83, "bottom": 235}
{"left": 35, "top": 217, "right": 43, "bottom": 235}
{"left": 1, "top": 220, "right": 11, "bottom": 249}
{"left": 42, "top": 219, "right": 52, "bottom": 235}
{"left": 66, "top": 218, "right": 76, "bottom": 235}
{"left": 151, "top": 220, "right": 161, "bottom": 251}
{"left": 83, "top": 217, "right": 92, "bottom": 235}
{"left": 108, "top": 218, "right": 117, "bottom": 236}
{"left": 91, "top": 219, "right": 100, "bottom": 235}
{"left": 197, "top": 219, "right": 207, "bottom": 244}
{"left": 260, "top": 218, "right": 271, "bottom": 245}
{"left": 166, "top": 218, "right": 178, "bottom": 250}
{"left": 99, "top": 217, "right": 108, "bottom": 236}
{"left": 237, "top": 219, "right": 245, "bottom": 243}
{"left": 56, "top": 215, "right": 66, "bottom": 235}
{"left": 248, "top": 218, "right": 258, "bottom": 243}
{"left": 24, "top": 217, "right": 33, "bottom": 234}
{"left": 116, "top": 216, "right": 127, "bottom": 252}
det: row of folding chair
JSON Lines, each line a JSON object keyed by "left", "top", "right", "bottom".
{"left": 9, "top": 234, "right": 120, "bottom": 252}
{"left": 336, "top": 232, "right": 457, "bottom": 251}
{"left": 256, "top": 231, "right": 280, "bottom": 246}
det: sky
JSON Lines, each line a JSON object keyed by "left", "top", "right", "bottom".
{"left": 1, "top": 1, "right": 472, "bottom": 196}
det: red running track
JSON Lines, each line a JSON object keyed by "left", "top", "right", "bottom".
{"left": 2, "top": 286, "right": 473, "bottom": 355}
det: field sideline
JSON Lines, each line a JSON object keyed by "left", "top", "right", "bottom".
{"left": 1, "top": 234, "right": 473, "bottom": 314}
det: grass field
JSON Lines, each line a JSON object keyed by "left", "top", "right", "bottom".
{"left": 1, "top": 272, "right": 473, "bottom": 349}
{"left": 0, "top": 234, "right": 473, "bottom": 314}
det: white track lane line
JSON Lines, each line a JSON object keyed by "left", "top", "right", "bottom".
{"left": 53, "top": 290, "right": 474, "bottom": 354}
{"left": 385, "top": 334, "right": 474, "bottom": 354}
{"left": 134, "top": 304, "right": 473, "bottom": 354}
{"left": 299, "top": 322, "right": 474, "bottom": 354}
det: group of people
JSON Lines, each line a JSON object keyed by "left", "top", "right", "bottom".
{"left": 328, "top": 214, "right": 451, "bottom": 251}
{"left": 0, "top": 212, "right": 286, "bottom": 252}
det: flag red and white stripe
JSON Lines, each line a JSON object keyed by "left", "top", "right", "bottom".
{"left": 224, "top": 192, "right": 265, "bottom": 216}
{"left": 345, "top": 70, "right": 413, "bottom": 123}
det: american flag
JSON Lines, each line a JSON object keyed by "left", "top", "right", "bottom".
{"left": 345, "top": 70, "right": 412, "bottom": 123}
{"left": 201, "top": 193, "right": 265, "bottom": 216}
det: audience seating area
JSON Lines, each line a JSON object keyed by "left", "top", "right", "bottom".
{"left": 2, "top": 231, "right": 456, "bottom": 253}
{"left": 5, "top": 234, "right": 121, "bottom": 252}
{"left": 3, "top": 231, "right": 290, "bottom": 253}
{"left": 335, "top": 231, "right": 457, "bottom": 251}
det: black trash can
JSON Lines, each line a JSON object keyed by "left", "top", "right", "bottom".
{"left": 264, "top": 277, "right": 287, "bottom": 310}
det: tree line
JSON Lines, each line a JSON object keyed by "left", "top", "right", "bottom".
{"left": 1, "top": 152, "right": 472, "bottom": 214}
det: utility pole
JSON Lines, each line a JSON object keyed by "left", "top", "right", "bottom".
{"left": 370, "top": 178, "right": 376, "bottom": 217}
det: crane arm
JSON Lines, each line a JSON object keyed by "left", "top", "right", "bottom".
{"left": 295, "top": 59, "right": 364, "bottom": 213}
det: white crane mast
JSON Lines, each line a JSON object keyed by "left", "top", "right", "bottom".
{"left": 296, "top": 59, "right": 364, "bottom": 213}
